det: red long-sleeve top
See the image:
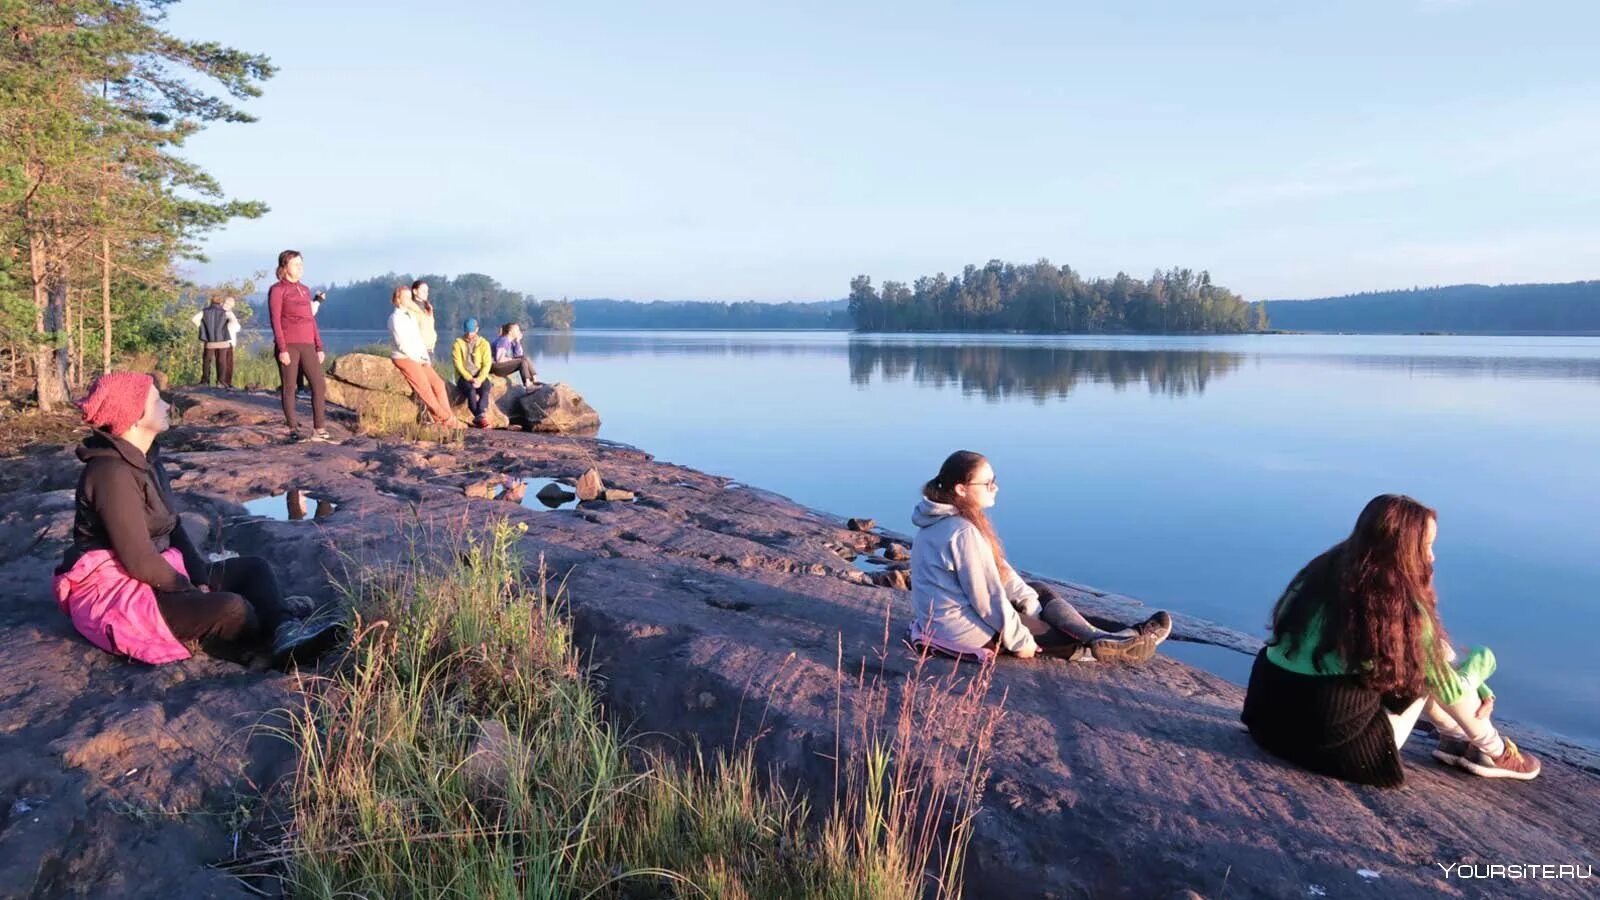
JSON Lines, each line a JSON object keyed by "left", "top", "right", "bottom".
{"left": 267, "top": 280, "right": 322, "bottom": 353}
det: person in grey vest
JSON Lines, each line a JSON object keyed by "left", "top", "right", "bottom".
{"left": 192, "top": 295, "right": 241, "bottom": 388}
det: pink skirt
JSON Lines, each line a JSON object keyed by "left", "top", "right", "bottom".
{"left": 54, "top": 547, "right": 190, "bottom": 665}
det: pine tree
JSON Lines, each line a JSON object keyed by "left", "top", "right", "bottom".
{"left": 0, "top": 0, "right": 273, "bottom": 408}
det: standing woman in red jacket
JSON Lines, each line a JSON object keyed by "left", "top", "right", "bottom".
{"left": 268, "top": 249, "right": 330, "bottom": 442}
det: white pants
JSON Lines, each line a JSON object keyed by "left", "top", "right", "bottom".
{"left": 1386, "top": 670, "right": 1500, "bottom": 752}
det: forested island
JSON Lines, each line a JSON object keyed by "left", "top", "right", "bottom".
{"left": 1264, "top": 281, "right": 1600, "bottom": 333}
{"left": 846, "top": 260, "right": 1268, "bottom": 334}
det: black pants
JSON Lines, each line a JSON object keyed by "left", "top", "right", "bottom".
{"left": 154, "top": 555, "right": 289, "bottom": 646}
{"left": 490, "top": 356, "right": 536, "bottom": 386}
{"left": 457, "top": 377, "right": 491, "bottom": 419}
{"left": 202, "top": 346, "right": 234, "bottom": 387}
{"left": 277, "top": 342, "right": 326, "bottom": 431}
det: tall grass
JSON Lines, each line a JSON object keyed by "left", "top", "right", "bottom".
{"left": 278, "top": 520, "right": 1001, "bottom": 899}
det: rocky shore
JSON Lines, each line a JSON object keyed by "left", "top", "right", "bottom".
{"left": 1, "top": 387, "right": 1596, "bottom": 899}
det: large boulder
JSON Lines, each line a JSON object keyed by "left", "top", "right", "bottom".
{"left": 514, "top": 382, "right": 601, "bottom": 435}
{"left": 328, "top": 352, "right": 409, "bottom": 393}
{"left": 323, "top": 352, "right": 419, "bottom": 424}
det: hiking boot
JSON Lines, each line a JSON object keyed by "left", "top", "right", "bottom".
{"left": 1432, "top": 735, "right": 1471, "bottom": 768}
{"left": 1135, "top": 611, "right": 1173, "bottom": 647}
{"left": 286, "top": 430, "right": 306, "bottom": 444}
{"left": 1460, "top": 738, "right": 1542, "bottom": 781}
{"left": 309, "top": 428, "right": 333, "bottom": 443}
{"left": 281, "top": 594, "right": 317, "bottom": 618}
{"left": 271, "top": 604, "right": 348, "bottom": 668}
{"left": 1088, "top": 633, "right": 1148, "bottom": 663}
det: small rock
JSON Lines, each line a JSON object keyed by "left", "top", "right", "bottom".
{"left": 536, "top": 482, "right": 576, "bottom": 507}
{"left": 575, "top": 468, "right": 604, "bottom": 501}
{"left": 463, "top": 478, "right": 499, "bottom": 500}
{"left": 601, "top": 488, "right": 635, "bottom": 502}
{"left": 498, "top": 481, "right": 527, "bottom": 503}
{"left": 461, "top": 719, "right": 519, "bottom": 806}
{"left": 871, "top": 569, "right": 910, "bottom": 590}
{"left": 846, "top": 517, "right": 876, "bottom": 532}
{"left": 883, "top": 542, "right": 910, "bottom": 561}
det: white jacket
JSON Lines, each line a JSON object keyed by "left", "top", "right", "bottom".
{"left": 388, "top": 307, "right": 430, "bottom": 362}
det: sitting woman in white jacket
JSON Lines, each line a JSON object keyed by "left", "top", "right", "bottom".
{"left": 908, "top": 450, "right": 1172, "bottom": 662}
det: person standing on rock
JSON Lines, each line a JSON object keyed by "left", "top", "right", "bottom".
{"left": 490, "top": 322, "right": 539, "bottom": 386}
{"left": 53, "top": 371, "right": 345, "bottom": 668}
{"left": 191, "top": 295, "right": 240, "bottom": 388}
{"left": 267, "top": 250, "right": 330, "bottom": 442}
{"left": 907, "top": 450, "right": 1171, "bottom": 663}
{"left": 412, "top": 279, "right": 439, "bottom": 363}
{"left": 1242, "top": 494, "right": 1541, "bottom": 786}
{"left": 388, "top": 285, "right": 463, "bottom": 430}
{"left": 452, "top": 318, "right": 494, "bottom": 429}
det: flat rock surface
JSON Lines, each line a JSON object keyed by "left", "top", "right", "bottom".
{"left": 1, "top": 386, "right": 1595, "bottom": 899}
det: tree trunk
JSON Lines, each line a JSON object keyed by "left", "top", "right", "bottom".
{"left": 102, "top": 233, "right": 112, "bottom": 374}
{"left": 29, "top": 233, "right": 69, "bottom": 410}
{"left": 68, "top": 282, "right": 78, "bottom": 389}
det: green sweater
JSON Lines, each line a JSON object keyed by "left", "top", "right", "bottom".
{"left": 1266, "top": 605, "right": 1494, "bottom": 705}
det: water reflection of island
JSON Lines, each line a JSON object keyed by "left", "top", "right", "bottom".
{"left": 847, "top": 342, "right": 1246, "bottom": 400}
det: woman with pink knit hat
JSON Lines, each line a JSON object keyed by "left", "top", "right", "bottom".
{"left": 53, "top": 371, "right": 344, "bottom": 667}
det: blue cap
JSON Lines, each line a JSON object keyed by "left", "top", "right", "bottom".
{"left": 464, "top": 318, "right": 479, "bottom": 333}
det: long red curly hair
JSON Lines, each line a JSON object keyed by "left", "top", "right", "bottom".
{"left": 1269, "top": 494, "right": 1449, "bottom": 697}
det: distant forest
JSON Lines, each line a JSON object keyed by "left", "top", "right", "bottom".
{"left": 571, "top": 298, "right": 849, "bottom": 329}
{"left": 280, "top": 273, "right": 574, "bottom": 332}
{"left": 847, "top": 260, "right": 1268, "bottom": 334}
{"left": 1264, "top": 281, "right": 1600, "bottom": 333}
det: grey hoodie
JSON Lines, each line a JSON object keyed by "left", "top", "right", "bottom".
{"left": 909, "top": 498, "right": 1041, "bottom": 655}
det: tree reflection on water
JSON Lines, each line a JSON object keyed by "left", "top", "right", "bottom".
{"left": 846, "top": 342, "right": 1246, "bottom": 400}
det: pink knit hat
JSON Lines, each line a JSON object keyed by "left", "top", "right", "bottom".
{"left": 78, "top": 371, "right": 155, "bottom": 436}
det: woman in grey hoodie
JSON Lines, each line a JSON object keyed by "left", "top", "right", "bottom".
{"left": 908, "top": 450, "right": 1171, "bottom": 662}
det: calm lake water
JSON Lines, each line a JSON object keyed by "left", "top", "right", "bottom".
{"left": 317, "top": 329, "right": 1600, "bottom": 745}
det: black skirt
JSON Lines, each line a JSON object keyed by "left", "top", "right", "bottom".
{"left": 1241, "top": 649, "right": 1410, "bottom": 788}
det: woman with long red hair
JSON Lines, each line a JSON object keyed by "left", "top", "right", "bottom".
{"left": 907, "top": 450, "right": 1171, "bottom": 662}
{"left": 1243, "top": 494, "right": 1540, "bottom": 786}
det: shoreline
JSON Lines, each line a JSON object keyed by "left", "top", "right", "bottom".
{"left": 1, "top": 386, "right": 1596, "bottom": 897}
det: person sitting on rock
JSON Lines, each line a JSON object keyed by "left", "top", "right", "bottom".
{"left": 908, "top": 450, "right": 1171, "bottom": 663}
{"left": 53, "top": 371, "right": 345, "bottom": 668}
{"left": 489, "top": 322, "right": 538, "bottom": 387}
{"left": 1242, "top": 494, "right": 1540, "bottom": 786}
{"left": 387, "top": 285, "right": 463, "bottom": 430}
{"left": 452, "top": 318, "right": 494, "bottom": 429}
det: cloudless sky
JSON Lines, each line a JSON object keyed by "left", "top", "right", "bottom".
{"left": 166, "top": 0, "right": 1600, "bottom": 302}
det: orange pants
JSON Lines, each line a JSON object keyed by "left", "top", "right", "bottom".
{"left": 391, "top": 356, "right": 455, "bottom": 425}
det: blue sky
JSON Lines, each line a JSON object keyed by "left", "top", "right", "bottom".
{"left": 167, "top": 1, "right": 1600, "bottom": 302}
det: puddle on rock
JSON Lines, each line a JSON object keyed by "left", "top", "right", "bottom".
{"left": 242, "top": 488, "right": 337, "bottom": 522}
{"left": 508, "top": 478, "right": 638, "bottom": 511}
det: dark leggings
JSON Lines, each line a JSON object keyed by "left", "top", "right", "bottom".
{"left": 155, "top": 556, "right": 289, "bottom": 646}
{"left": 1032, "top": 582, "right": 1112, "bottom": 642}
{"left": 490, "top": 357, "right": 536, "bottom": 385}
{"left": 277, "top": 342, "right": 326, "bottom": 431}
